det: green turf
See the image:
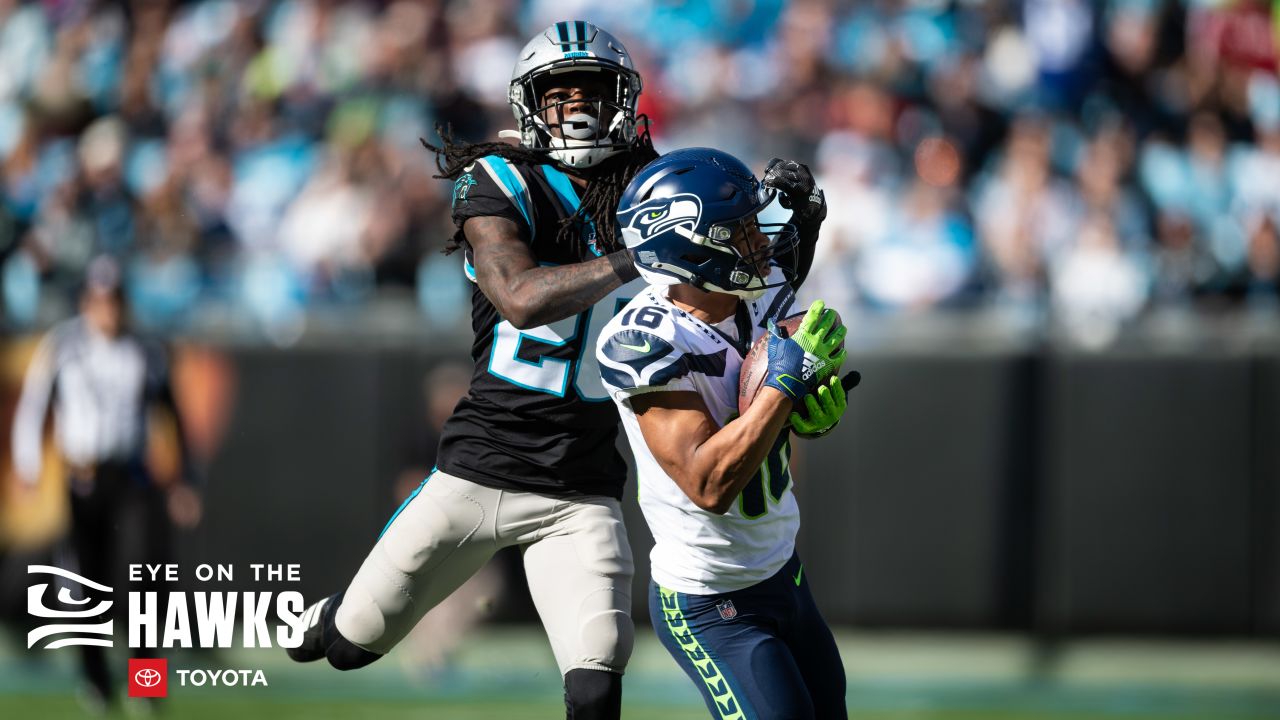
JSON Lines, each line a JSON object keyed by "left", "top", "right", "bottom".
{"left": 0, "top": 694, "right": 1277, "bottom": 720}
{"left": 0, "top": 695, "right": 570, "bottom": 720}
{"left": 5, "top": 628, "right": 1280, "bottom": 719}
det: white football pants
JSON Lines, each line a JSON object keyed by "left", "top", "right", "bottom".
{"left": 335, "top": 470, "right": 635, "bottom": 674}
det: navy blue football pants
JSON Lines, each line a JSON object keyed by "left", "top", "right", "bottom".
{"left": 649, "top": 552, "right": 847, "bottom": 719}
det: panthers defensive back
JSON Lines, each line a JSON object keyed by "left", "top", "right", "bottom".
{"left": 288, "top": 22, "right": 657, "bottom": 718}
{"left": 596, "top": 148, "right": 851, "bottom": 718}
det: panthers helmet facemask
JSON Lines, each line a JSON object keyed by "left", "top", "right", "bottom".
{"left": 508, "top": 22, "right": 643, "bottom": 170}
{"left": 617, "top": 148, "right": 799, "bottom": 300}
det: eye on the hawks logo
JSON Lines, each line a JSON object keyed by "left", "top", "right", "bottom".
{"left": 129, "top": 658, "right": 168, "bottom": 698}
{"left": 27, "top": 565, "right": 114, "bottom": 649}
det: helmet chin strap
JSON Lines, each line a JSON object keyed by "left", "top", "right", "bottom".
{"left": 722, "top": 286, "right": 768, "bottom": 300}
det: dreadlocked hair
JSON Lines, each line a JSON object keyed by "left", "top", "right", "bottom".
{"left": 421, "top": 121, "right": 659, "bottom": 256}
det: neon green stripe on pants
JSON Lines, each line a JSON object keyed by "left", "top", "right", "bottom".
{"left": 658, "top": 586, "right": 747, "bottom": 720}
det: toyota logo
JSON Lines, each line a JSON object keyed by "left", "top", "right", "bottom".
{"left": 134, "top": 668, "right": 162, "bottom": 687}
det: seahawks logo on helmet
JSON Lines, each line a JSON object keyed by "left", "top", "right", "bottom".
{"left": 618, "top": 193, "right": 702, "bottom": 244}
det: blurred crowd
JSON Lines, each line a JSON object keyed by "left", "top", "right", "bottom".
{"left": 0, "top": 0, "right": 1277, "bottom": 345}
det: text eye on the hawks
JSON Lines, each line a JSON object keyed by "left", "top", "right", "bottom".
{"left": 642, "top": 208, "right": 667, "bottom": 223}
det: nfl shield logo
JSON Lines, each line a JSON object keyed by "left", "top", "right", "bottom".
{"left": 716, "top": 600, "right": 738, "bottom": 621}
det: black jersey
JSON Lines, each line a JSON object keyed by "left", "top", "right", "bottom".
{"left": 436, "top": 155, "right": 644, "bottom": 500}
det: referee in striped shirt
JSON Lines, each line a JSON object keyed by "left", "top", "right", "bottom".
{"left": 11, "top": 257, "right": 201, "bottom": 708}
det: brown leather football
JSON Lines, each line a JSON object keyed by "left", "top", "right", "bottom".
{"left": 737, "top": 310, "right": 843, "bottom": 415}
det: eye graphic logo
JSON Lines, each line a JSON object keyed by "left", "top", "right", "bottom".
{"left": 27, "top": 565, "right": 114, "bottom": 649}
{"left": 620, "top": 193, "right": 703, "bottom": 242}
{"left": 128, "top": 658, "right": 168, "bottom": 698}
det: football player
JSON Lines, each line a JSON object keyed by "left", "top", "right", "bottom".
{"left": 288, "top": 22, "right": 656, "bottom": 718}
{"left": 596, "top": 148, "right": 851, "bottom": 719}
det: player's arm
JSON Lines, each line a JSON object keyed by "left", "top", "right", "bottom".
{"left": 631, "top": 389, "right": 792, "bottom": 514}
{"left": 145, "top": 343, "right": 202, "bottom": 527}
{"left": 11, "top": 333, "right": 57, "bottom": 486}
{"left": 762, "top": 159, "right": 826, "bottom": 290}
{"left": 465, "top": 216, "right": 637, "bottom": 329}
{"left": 625, "top": 300, "right": 847, "bottom": 514}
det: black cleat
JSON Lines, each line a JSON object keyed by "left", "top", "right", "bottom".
{"left": 286, "top": 595, "right": 333, "bottom": 663}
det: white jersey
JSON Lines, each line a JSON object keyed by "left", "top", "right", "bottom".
{"left": 11, "top": 319, "right": 156, "bottom": 484}
{"left": 596, "top": 270, "right": 800, "bottom": 595}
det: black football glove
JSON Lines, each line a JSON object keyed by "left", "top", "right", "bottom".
{"left": 762, "top": 158, "right": 826, "bottom": 225}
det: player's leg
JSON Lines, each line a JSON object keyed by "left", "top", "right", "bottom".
{"left": 290, "top": 471, "right": 499, "bottom": 669}
{"left": 650, "top": 581, "right": 816, "bottom": 720}
{"left": 66, "top": 467, "right": 114, "bottom": 704}
{"left": 785, "top": 556, "right": 847, "bottom": 718}
{"left": 518, "top": 495, "right": 634, "bottom": 719}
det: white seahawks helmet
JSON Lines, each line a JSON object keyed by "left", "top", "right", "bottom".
{"left": 507, "top": 21, "right": 643, "bottom": 169}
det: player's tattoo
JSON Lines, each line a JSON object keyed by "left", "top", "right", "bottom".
{"left": 466, "top": 216, "right": 626, "bottom": 329}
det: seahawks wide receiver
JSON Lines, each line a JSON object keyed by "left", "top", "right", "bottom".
{"left": 597, "top": 148, "right": 852, "bottom": 718}
{"left": 288, "top": 22, "right": 655, "bottom": 718}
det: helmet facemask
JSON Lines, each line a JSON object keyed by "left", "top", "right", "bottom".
{"left": 510, "top": 64, "right": 642, "bottom": 169}
{"left": 695, "top": 208, "right": 800, "bottom": 299}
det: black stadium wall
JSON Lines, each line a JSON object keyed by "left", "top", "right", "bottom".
{"left": 174, "top": 344, "right": 1280, "bottom": 637}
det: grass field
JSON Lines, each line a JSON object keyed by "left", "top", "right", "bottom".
{"left": 4, "top": 695, "right": 1277, "bottom": 720}
{"left": 3, "top": 627, "right": 1279, "bottom": 719}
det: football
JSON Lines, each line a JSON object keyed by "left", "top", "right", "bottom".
{"left": 738, "top": 309, "right": 844, "bottom": 416}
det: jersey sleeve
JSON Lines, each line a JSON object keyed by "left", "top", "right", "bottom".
{"left": 11, "top": 331, "right": 58, "bottom": 485}
{"left": 450, "top": 156, "right": 535, "bottom": 240}
{"left": 596, "top": 304, "right": 728, "bottom": 404}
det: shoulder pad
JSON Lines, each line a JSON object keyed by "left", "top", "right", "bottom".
{"left": 450, "top": 155, "right": 535, "bottom": 237}
{"left": 469, "top": 155, "right": 535, "bottom": 228}
{"left": 598, "top": 321, "right": 729, "bottom": 392}
{"left": 601, "top": 329, "right": 675, "bottom": 371}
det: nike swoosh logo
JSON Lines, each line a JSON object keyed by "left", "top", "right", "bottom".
{"left": 793, "top": 564, "right": 804, "bottom": 586}
{"left": 777, "top": 374, "right": 802, "bottom": 397}
{"left": 619, "top": 340, "right": 651, "bottom": 353}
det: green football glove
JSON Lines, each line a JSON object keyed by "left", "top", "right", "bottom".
{"left": 789, "top": 371, "right": 861, "bottom": 438}
{"left": 762, "top": 300, "right": 848, "bottom": 400}
{"left": 792, "top": 300, "right": 847, "bottom": 385}
{"left": 789, "top": 375, "right": 845, "bottom": 436}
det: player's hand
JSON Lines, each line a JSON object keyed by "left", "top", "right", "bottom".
{"left": 15, "top": 479, "right": 40, "bottom": 502}
{"left": 789, "top": 371, "right": 860, "bottom": 437}
{"left": 790, "top": 375, "right": 846, "bottom": 436}
{"left": 762, "top": 158, "right": 826, "bottom": 225}
{"left": 167, "top": 484, "right": 203, "bottom": 529}
{"left": 763, "top": 300, "right": 847, "bottom": 401}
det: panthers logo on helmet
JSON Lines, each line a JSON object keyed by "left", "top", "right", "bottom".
{"left": 618, "top": 193, "right": 703, "bottom": 244}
